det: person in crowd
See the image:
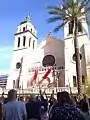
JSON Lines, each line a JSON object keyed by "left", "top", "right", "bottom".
{"left": 19, "top": 96, "right": 24, "bottom": 102}
{"left": 49, "top": 91, "right": 85, "bottom": 120}
{"left": 3, "top": 89, "right": 27, "bottom": 120}
{"left": 74, "top": 96, "right": 78, "bottom": 102}
{"left": 26, "top": 94, "right": 42, "bottom": 120}
{"left": 40, "top": 95, "right": 48, "bottom": 112}
{"left": 4, "top": 98, "right": 9, "bottom": 104}
{"left": 76, "top": 101, "right": 81, "bottom": 109}
{"left": 25, "top": 96, "right": 30, "bottom": 103}
{"left": 40, "top": 95, "right": 49, "bottom": 120}
{"left": 80, "top": 99, "right": 90, "bottom": 120}
{"left": 0, "top": 98, "right": 3, "bottom": 120}
{"left": 49, "top": 94, "right": 57, "bottom": 109}
{"left": 40, "top": 106, "right": 49, "bottom": 120}
{"left": 36, "top": 96, "right": 39, "bottom": 101}
{"left": 1, "top": 92, "right": 5, "bottom": 102}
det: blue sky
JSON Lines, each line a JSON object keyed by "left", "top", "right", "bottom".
{"left": 0, "top": 0, "right": 63, "bottom": 73}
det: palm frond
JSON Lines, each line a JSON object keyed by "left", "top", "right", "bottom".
{"left": 47, "top": 16, "right": 64, "bottom": 23}
{"left": 47, "top": 5, "right": 61, "bottom": 11}
{"left": 53, "top": 24, "right": 64, "bottom": 33}
{"left": 47, "top": 5, "right": 71, "bottom": 18}
{"left": 62, "top": 0, "right": 75, "bottom": 9}
{"left": 47, "top": 14, "right": 69, "bottom": 23}
{"left": 48, "top": 9, "right": 65, "bottom": 16}
{"left": 47, "top": 0, "right": 90, "bottom": 34}
{"left": 77, "top": 0, "right": 86, "bottom": 14}
{"left": 53, "top": 20, "right": 68, "bottom": 32}
{"left": 48, "top": 10, "right": 67, "bottom": 20}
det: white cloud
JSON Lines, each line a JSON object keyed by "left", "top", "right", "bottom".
{"left": 0, "top": 46, "right": 13, "bottom": 52}
{"left": 0, "top": 45, "right": 13, "bottom": 73}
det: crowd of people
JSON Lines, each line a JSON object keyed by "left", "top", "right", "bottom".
{"left": 0, "top": 89, "right": 90, "bottom": 120}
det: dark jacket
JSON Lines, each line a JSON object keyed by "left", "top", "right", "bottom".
{"left": 0, "top": 101, "right": 3, "bottom": 120}
{"left": 26, "top": 100, "right": 41, "bottom": 120}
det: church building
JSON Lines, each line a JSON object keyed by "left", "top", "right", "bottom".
{"left": 6, "top": 12, "right": 90, "bottom": 92}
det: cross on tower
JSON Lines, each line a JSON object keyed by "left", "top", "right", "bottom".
{"left": 26, "top": 12, "right": 32, "bottom": 22}
{"left": 47, "top": 31, "right": 51, "bottom": 36}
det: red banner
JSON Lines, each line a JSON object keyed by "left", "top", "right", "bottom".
{"left": 42, "top": 69, "right": 51, "bottom": 79}
{"left": 33, "top": 69, "right": 38, "bottom": 83}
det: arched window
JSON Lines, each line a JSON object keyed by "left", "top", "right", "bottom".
{"left": 29, "top": 37, "right": 31, "bottom": 47}
{"left": 73, "top": 76, "right": 77, "bottom": 87}
{"left": 31, "top": 29, "right": 32, "bottom": 32}
{"left": 23, "top": 36, "right": 26, "bottom": 47}
{"left": 23, "top": 27, "right": 25, "bottom": 31}
{"left": 33, "top": 40, "right": 35, "bottom": 49}
{"left": 17, "top": 37, "right": 20, "bottom": 47}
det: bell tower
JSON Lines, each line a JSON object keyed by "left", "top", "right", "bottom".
{"left": 64, "top": 9, "right": 89, "bottom": 39}
{"left": 7, "top": 15, "right": 38, "bottom": 89}
{"left": 64, "top": 9, "right": 90, "bottom": 87}
{"left": 14, "top": 14, "right": 37, "bottom": 50}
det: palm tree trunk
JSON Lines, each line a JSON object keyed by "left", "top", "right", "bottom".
{"left": 73, "top": 17, "right": 83, "bottom": 100}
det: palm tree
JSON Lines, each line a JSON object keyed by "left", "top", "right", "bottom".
{"left": 47, "top": 0, "right": 90, "bottom": 99}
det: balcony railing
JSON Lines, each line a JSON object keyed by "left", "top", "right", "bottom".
{"left": 1, "top": 87, "right": 78, "bottom": 95}
{"left": 28, "top": 66, "right": 64, "bottom": 73}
